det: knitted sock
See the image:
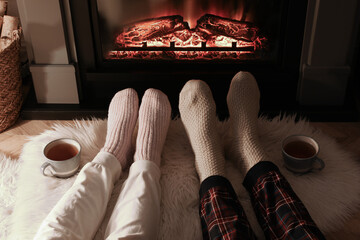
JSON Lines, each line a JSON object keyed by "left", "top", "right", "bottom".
{"left": 226, "top": 71, "right": 267, "bottom": 172}
{"left": 134, "top": 88, "right": 171, "bottom": 167}
{"left": 179, "top": 80, "right": 226, "bottom": 182}
{"left": 101, "top": 88, "right": 139, "bottom": 169}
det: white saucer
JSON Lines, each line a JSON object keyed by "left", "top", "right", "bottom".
{"left": 51, "top": 167, "right": 79, "bottom": 178}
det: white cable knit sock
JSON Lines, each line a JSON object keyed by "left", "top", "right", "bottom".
{"left": 134, "top": 88, "right": 171, "bottom": 167}
{"left": 101, "top": 88, "right": 139, "bottom": 169}
{"left": 179, "top": 80, "right": 226, "bottom": 182}
{"left": 227, "top": 71, "right": 267, "bottom": 172}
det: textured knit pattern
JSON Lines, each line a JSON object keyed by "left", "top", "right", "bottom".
{"left": 0, "top": 30, "right": 22, "bottom": 133}
{"left": 101, "top": 89, "right": 139, "bottom": 169}
{"left": 244, "top": 162, "right": 326, "bottom": 240}
{"left": 200, "top": 176, "right": 257, "bottom": 240}
{"left": 227, "top": 71, "right": 267, "bottom": 172}
{"left": 179, "top": 80, "right": 226, "bottom": 182}
{"left": 134, "top": 88, "right": 171, "bottom": 167}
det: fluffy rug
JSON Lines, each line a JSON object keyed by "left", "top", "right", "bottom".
{"left": 0, "top": 153, "right": 20, "bottom": 240}
{"left": 3, "top": 116, "right": 360, "bottom": 239}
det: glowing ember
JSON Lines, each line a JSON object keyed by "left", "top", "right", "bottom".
{"left": 108, "top": 50, "right": 257, "bottom": 60}
{"left": 107, "top": 14, "right": 268, "bottom": 60}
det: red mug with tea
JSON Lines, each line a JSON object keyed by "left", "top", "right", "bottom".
{"left": 41, "top": 138, "right": 81, "bottom": 178}
{"left": 282, "top": 135, "right": 325, "bottom": 174}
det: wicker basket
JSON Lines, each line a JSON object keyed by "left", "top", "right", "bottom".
{"left": 0, "top": 29, "right": 22, "bottom": 133}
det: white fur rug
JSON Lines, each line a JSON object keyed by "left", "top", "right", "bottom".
{"left": 2, "top": 117, "right": 360, "bottom": 240}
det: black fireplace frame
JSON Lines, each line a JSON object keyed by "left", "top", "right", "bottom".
{"left": 69, "top": 0, "right": 308, "bottom": 117}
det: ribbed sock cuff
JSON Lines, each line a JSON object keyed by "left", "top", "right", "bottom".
{"left": 243, "top": 161, "right": 279, "bottom": 192}
{"left": 199, "top": 175, "right": 237, "bottom": 200}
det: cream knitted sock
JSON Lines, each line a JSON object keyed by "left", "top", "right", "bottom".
{"left": 101, "top": 88, "right": 139, "bottom": 169}
{"left": 134, "top": 88, "right": 171, "bottom": 167}
{"left": 179, "top": 80, "right": 226, "bottom": 182}
{"left": 227, "top": 71, "right": 267, "bottom": 172}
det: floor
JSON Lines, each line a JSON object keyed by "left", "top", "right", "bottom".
{"left": 1, "top": 118, "right": 360, "bottom": 239}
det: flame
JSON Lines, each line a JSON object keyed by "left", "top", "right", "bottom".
{"left": 108, "top": 25, "right": 267, "bottom": 61}
{"left": 106, "top": 1, "right": 265, "bottom": 61}
{"left": 133, "top": 0, "right": 253, "bottom": 29}
{"left": 107, "top": 50, "right": 256, "bottom": 60}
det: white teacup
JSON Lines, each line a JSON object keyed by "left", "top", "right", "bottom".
{"left": 41, "top": 138, "right": 81, "bottom": 178}
{"left": 282, "top": 135, "right": 325, "bottom": 174}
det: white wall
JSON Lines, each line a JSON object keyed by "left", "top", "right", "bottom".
{"left": 16, "top": 0, "right": 79, "bottom": 104}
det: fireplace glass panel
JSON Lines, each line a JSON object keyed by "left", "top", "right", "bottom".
{"left": 96, "top": 0, "right": 285, "bottom": 62}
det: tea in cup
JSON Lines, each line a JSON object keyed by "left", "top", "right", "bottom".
{"left": 282, "top": 135, "right": 325, "bottom": 174}
{"left": 41, "top": 138, "right": 81, "bottom": 178}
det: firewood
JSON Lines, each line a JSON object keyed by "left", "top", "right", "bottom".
{"left": 0, "top": 1, "right": 7, "bottom": 17}
{"left": 119, "top": 15, "right": 189, "bottom": 46}
{"left": 1, "top": 15, "right": 19, "bottom": 39}
{"left": 196, "top": 14, "right": 259, "bottom": 42}
{"left": 173, "top": 29, "right": 192, "bottom": 42}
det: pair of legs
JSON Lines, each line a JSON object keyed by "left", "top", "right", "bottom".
{"left": 179, "top": 72, "right": 326, "bottom": 240}
{"left": 34, "top": 89, "right": 171, "bottom": 240}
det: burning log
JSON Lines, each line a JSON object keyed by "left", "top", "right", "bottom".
{"left": 173, "top": 29, "right": 192, "bottom": 42}
{"left": 196, "top": 14, "right": 259, "bottom": 42}
{"left": 110, "top": 13, "right": 268, "bottom": 60}
{"left": 115, "top": 14, "right": 264, "bottom": 49}
{"left": 118, "top": 15, "right": 189, "bottom": 47}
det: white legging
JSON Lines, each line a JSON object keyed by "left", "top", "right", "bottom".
{"left": 34, "top": 151, "right": 161, "bottom": 240}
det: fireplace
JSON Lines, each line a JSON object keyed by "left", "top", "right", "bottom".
{"left": 98, "top": 4, "right": 270, "bottom": 61}
{"left": 105, "top": 14, "right": 266, "bottom": 61}
{"left": 68, "top": 0, "right": 307, "bottom": 116}
{"left": 17, "top": 0, "right": 360, "bottom": 120}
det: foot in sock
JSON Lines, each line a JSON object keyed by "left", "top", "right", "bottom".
{"left": 101, "top": 88, "right": 139, "bottom": 169}
{"left": 226, "top": 71, "right": 267, "bottom": 172}
{"left": 134, "top": 88, "right": 171, "bottom": 167}
{"left": 179, "top": 80, "right": 226, "bottom": 182}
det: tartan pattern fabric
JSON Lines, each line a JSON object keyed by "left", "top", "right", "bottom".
{"left": 244, "top": 162, "right": 326, "bottom": 240}
{"left": 199, "top": 162, "right": 326, "bottom": 240}
{"left": 199, "top": 176, "right": 257, "bottom": 240}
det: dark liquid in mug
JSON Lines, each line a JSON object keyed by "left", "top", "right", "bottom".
{"left": 46, "top": 143, "right": 78, "bottom": 161}
{"left": 284, "top": 141, "right": 316, "bottom": 159}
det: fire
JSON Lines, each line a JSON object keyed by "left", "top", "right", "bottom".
{"left": 147, "top": 0, "right": 254, "bottom": 28}
{"left": 107, "top": 50, "right": 256, "bottom": 60}
{"left": 107, "top": 14, "right": 267, "bottom": 61}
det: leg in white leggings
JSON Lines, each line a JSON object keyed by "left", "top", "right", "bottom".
{"left": 34, "top": 151, "right": 122, "bottom": 240}
{"left": 34, "top": 156, "right": 161, "bottom": 240}
{"left": 105, "top": 160, "right": 161, "bottom": 240}
{"left": 105, "top": 89, "right": 170, "bottom": 240}
{"left": 34, "top": 88, "right": 169, "bottom": 240}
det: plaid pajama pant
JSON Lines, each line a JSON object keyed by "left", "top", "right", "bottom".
{"left": 199, "top": 161, "right": 326, "bottom": 240}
